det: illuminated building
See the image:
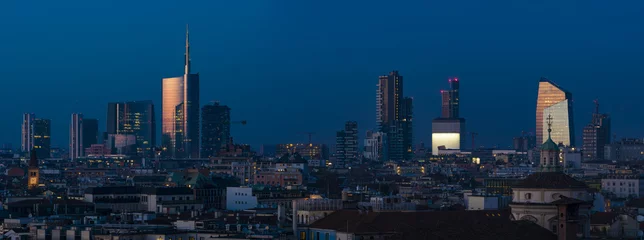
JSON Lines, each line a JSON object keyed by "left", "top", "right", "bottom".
{"left": 201, "top": 102, "right": 230, "bottom": 158}
{"left": 364, "top": 130, "right": 385, "bottom": 161}
{"left": 582, "top": 100, "right": 610, "bottom": 160}
{"left": 275, "top": 143, "right": 328, "bottom": 160}
{"left": 376, "top": 71, "right": 412, "bottom": 161}
{"left": 432, "top": 78, "right": 465, "bottom": 155}
{"left": 536, "top": 77, "right": 573, "bottom": 146}
{"left": 21, "top": 113, "right": 35, "bottom": 153}
{"left": 70, "top": 113, "right": 83, "bottom": 160}
{"left": 28, "top": 148, "right": 39, "bottom": 190}
{"left": 33, "top": 118, "right": 51, "bottom": 158}
{"left": 107, "top": 100, "right": 156, "bottom": 157}
{"left": 162, "top": 26, "right": 200, "bottom": 158}
{"left": 335, "top": 121, "right": 358, "bottom": 168}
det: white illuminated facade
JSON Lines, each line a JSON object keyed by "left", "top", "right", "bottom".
{"left": 542, "top": 100, "right": 573, "bottom": 147}
{"left": 431, "top": 118, "right": 465, "bottom": 155}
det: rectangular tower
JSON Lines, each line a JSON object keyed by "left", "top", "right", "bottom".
{"left": 201, "top": 102, "right": 231, "bottom": 158}
{"left": 82, "top": 118, "right": 99, "bottom": 155}
{"left": 536, "top": 78, "right": 573, "bottom": 146}
{"left": 21, "top": 113, "right": 35, "bottom": 153}
{"left": 108, "top": 101, "right": 156, "bottom": 157}
{"left": 70, "top": 113, "right": 83, "bottom": 160}
{"left": 582, "top": 100, "right": 611, "bottom": 160}
{"left": 33, "top": 119, "right": 51, "bottom": 158}
{"left": 432, "top": 78, "right": 466, "bottom": 155}
{"left": 335, "top": 121, "right": 358, "bottom": 168}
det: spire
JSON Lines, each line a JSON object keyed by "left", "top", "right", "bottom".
{"left": 184, "top": 24, "right": 191, "bottom": 75}
{"left": 546, "top": 114, "right": 553, "bottom": 139}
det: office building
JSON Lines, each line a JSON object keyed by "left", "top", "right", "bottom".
{"left": 21, "top": 113, "right": 35, "bottom": 153}
{"left": 536, "top": 77, "right": 573, "bottom": 146}
{"left": 107, "top": 101, "right": 156, "bottom": 157}
{"left": 432, "top": 78, "right": 466, "bottom": 155}
{"left": 70, "top": 113, "right": 83, "bottom": 160}
{"left": 162, "top": 26, "right": 200, "bottom": 158}
{"left": 82, "top": 118, "right": 99, "bottom": 153}
{"left": 335, "top": 121, "right": 358, "bottom": 168}
{"left": 376, "top": 71, "right": 412, "bottom": 161}
{"left": 582, "top": 100, "right": 611, "bottom": 160}
{"left": 201, "top": 102, "right": 230, "bottom": 158}
{"left": 33, "top": 118, "right": 51, "bottom": 158}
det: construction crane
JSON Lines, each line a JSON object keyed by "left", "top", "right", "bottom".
{"left": 298, "top": 132, "right": 316, "bottom": 144}
{"left": 470, "top": 132, "right": 478, "bottom": 151}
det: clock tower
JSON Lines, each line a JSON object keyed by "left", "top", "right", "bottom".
{"left": 28, "top": 148, "right": 39, "bottom": 189}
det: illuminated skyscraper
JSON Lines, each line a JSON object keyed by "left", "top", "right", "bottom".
{"left": 70, "top": 113, "right": 83, "bottom": 160}
{"left": 33, "top": 118, "right": 51, "bottom": 158}
{"left": 376, "top": 71, "right": 412, "bottom": 161}
{"left": 432, "top": 78, "right": 466, "bottom": 154}
{"left": 201, "top": 102, "right": 230, "bottom": 158}
{"left": 107, "top": 101, "right": 156, "bottom": 157}
{"left": 21, "top": 113, "right": 35, "bottom": 153}
{"left": 162, "top": 25, "right": 200, "bottom": 158}
{"left": 536, "top": 78, "right": 573, "bottom": 146}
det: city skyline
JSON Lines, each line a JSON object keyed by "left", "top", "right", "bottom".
{"left": 2, "top": 1, "right": 643, "bottom": 150}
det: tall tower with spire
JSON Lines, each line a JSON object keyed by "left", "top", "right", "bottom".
{"left": 540, "top": 115, "right": 561, "bottom": 172}
{"left": 162, "top": 25, "right": 200, "bottom": 158}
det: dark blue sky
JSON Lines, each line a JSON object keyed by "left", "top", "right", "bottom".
{"left": 1, "top": 0, "right": 643, "bottom": 150}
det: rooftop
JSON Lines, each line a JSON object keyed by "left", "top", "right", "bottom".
{"left": 514, "top": 172, "right": 588, "bottom": 189}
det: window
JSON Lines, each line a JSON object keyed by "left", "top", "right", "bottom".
{"left": 524, "top": 193, "right": 532, "bottom": 200}
{"left": 300, "top": 232, "right": 306, "bottom": 240}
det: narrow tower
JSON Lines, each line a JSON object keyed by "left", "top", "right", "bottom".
{"left": 540, "top": 115, "right": 561, "bottom": 172}
{"left": 28, "top": 148, "right": 39, "bottom": 189}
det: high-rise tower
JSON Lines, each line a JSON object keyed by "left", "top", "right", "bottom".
{"left": 108, "top": 101, "right": 156, "bottom": 157}
{"left": 536, "top": 78, "right": 574, "bottom": 146}
{"left": 432, "top": 78, "right": 466, "bottom": 155}
{"left": 201, "top": 102, "right": 231, "bottom": 158}
{"left": 582, "top": 99, "right": 611, "bottom": 160}
{"left": 33, "top": 118, "right": 51, "bottom": 158}
{"left": 441, "top": 78, "right": 459, "bottom": 118}
{"left": 21, "top": 113, "right": 35, "bottom": 153}
{"left": 70, "top": 113, "right": 83, "bottom": 160}
{"left": 376, "top": 71, "right": 412, "bottom": 161}
{"left": 162, "top": 25, "right": 200, "bottom": 158}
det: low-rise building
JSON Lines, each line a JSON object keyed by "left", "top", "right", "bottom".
{"left": 226, "top": 187, "right": 258, "bottom": 211}
{"left": 601, "top": 174, "right": 644, "bottom": 198}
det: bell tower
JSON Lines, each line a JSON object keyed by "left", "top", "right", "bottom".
{"left": 28, "top": 148, "right": 39, "bottom": 189}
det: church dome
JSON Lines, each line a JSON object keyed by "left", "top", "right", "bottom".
{"left": 541, "top": 137, "right": 559, "bottom": 151}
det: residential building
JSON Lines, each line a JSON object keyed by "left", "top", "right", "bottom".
{"left": 226, "top": 187, "right": 258, "bottom": 211}
{"left": 276, "top": 143, "right": 328, "bottom": 160}
{"left": 335, "top": 121, "right": 358, "bottom": 168}
{"left": 254, "top": 168, "right": 303, "bottom": 188}
{"left": 376, "top": 71, "right": 411, "bottom": 161}
{"left": 201, "top": 102, "right": 230, "bottom": 158}
{"left": 604, "top": 138, "right": 644, "bottom": 161}
{"left": 162, "top": 26, "right": 200, "bottom": 158}
{"left": 536, "top": 77, "right": 574, "bottom": 146}
{"left": 107, "top": 100, "right": 156, "bottom": 157}
{"left": 582, "top": 100, "right": 611, "bottom": 160}
{"left": 363, "top": 130, "right": 384, "bottom": 161}
{"left": 601, "top": 175, "right": 644, "bottom": 198}
{"left": 70, "top": 113, "right": 83, "bottom": 160}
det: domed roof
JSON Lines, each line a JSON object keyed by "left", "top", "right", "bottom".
{"left": 541, "top": 136, "right": 559, "bottom": 151}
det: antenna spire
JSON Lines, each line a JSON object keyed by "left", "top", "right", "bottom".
{"left": 184, "top": 24, "right": 191, "bottom": 75}
{"left": 546, "top": 114, "right": 553, "bottom": 139}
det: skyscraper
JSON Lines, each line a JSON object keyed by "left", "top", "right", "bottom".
{"left": 376, "top": 71, "right": 412, "bottom": 161}
{"left": 536, "top": 77, "right": 573, "bottom": 146}
{"left": 33, "top": 118, "right": 51, "bottom": 158}
{"left": 162, "top": 25, "right": 200, "bottom": 158}
{"left": 432, "top": 78, "right": 466, "bottom": 154}
{"left": 21, "top": 113, "right": 35, "bottom": 153}
{"left": 82, "top": 118, "right": 99, "bottom": 153}
{"left": 107, "top": 101, "right": 156, "bottom": 157}
{"left": 70, "top": 113, "right": 83, "bottom": 160}
{"left": 582, "top": 100, "right": 611, "bottom": 160}
{"left": 335, "top": 121, "right": 358, "bottom": 168}
{"left": 201, "top": 102, "right": 231, "bottom": 158}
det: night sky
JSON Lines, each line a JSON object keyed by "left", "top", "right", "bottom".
{"left": 1, "top": 0, "right": 643, "bottom": 150}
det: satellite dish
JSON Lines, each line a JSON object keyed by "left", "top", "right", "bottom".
{"left": 637, "top": 215, "right": 644, "bottom": 222}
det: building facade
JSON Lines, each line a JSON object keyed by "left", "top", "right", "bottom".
{"left": 376, "top": 71, "right": 412, "bottom": 161}
{"left": 70, "top": 113, "right": 83, "bottom": 160}
{"left": 432, "top": 78, "right": 466, "bottom": 155}
{"left": 21, "top": 113, "right": 35, "bottom": 153}
{"left": 604, "top": 138, "right": 644, "bottom": 161}
{"left": 364, "top": 131, "right": 384, "bottom": 161}
{"left": 275, "top": 143, "right": 328, "bottom": 160}
{"left": 162, "top": 27, "right": 200, "bottom": 158}
{"left": 536, "top": 78, "right": 573, "bottom": 146}
{"left": 601, "top": 175, "right": 644, "bottom": 198}
{"left": 107, "top": 100, "right": 156, "bottom": 157}
{"left": 582, "top": 100, "right": 611, "bottom": 160}
{"left": 33, "top": 118, "right": 51, "bottom": 158}
{"left": 335, "top": 121, "right": 358, "bottom": 168}
{"left": 201, "top": 102, "right": 230, "bottom": 158}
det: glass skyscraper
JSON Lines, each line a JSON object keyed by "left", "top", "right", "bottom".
{"left": 201, "top": 102, "right": 231, "bottom": 158}
{"left": 33, "top": 118, "right": 51, "bottom": 158}
{"left": 535, "top": 78, "right": 573, "bottom": 146}
{"left": 107, "top": 100, "right": 156, "bottom": 157}
{"left": 161, "top": 26, "right": 200, "bottom": 158}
